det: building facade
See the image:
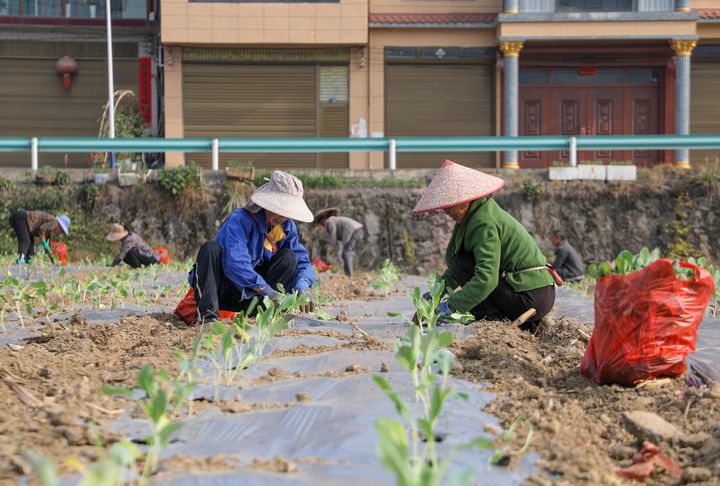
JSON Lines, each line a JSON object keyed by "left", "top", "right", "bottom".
{"left": 2, "top": 1, "right": 719, "bottom": 169}
{"left": 0, "top": 0, "right": 159, "bottom": 167}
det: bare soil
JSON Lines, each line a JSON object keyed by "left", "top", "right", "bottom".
{"left": 452, "top": 317, "right": 720, "bottom": 485}
{"left": 0, "top": 314, "right": 196, "bottom": 484}
{"left": 3, "top": 290, "right": 719, "bottom": 486}
{"left": 316, "top": 272, "right": 383, "bottom": 300}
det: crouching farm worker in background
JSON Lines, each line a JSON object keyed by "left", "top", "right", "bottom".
{"left": 313, "top": 208, "right": 364, "bottom": 277}
{"left": 9, "top": 209, "right": 70, "bottom": 264}
{"left": 106, "top": 223, "right": 159, "bottom": 268}
{"left": 550, "top": 230, "right": 586, "bottom": 282}
{"left": 190, "top": 170, "right": 317, "bottom": 323}
{"left": 413, "top": 160, "right": 557, "bottom": 331}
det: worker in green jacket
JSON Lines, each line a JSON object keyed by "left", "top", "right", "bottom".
{"left": 413, "top": 160, "right": 557, "bottom": 331}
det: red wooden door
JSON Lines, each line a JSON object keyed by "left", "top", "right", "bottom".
{"left": 519, "top": 84, "right": 661, "bottom": 167}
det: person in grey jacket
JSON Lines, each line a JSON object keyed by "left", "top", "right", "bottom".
{"left": 106, "top": 223, "right": 159, "bottom": 268}
{"left": 551, "top": 230, "right": 585, "bottom": 281}
{"left": 314, "top": 208, "right": 364, "bottom": 277}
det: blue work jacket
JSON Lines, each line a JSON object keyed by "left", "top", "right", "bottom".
{"left": 192, "top": 208, "right": 317, "bottom": 299}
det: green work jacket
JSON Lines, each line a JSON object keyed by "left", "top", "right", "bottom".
{"left": 442, "top": 197, "right": 554, "bottom": 312}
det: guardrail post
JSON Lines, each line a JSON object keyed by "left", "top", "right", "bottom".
{"left": 388, "top": 139, "right": 397, "bottom": 171}
{"left": 212, "top": 138, "right": 220, "bottom": 171}
{"left": 569, "top": 136, "right": 577, "bottom": 167}
{"left": 31, "top": 137, "right": 38, "bottom": 172}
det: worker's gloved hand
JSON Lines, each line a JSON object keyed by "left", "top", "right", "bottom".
{"left": 259, "top": 286, "right": 281, "bottom": 304}
{"left": 42, "top": 240, "right": 51, "bottom": 251}
{"left": 422, "top": 288, "right": 449, "bottom": 302}
{"left": 298, "top": 288, "right": 316, "bottom": 313}
{"left": 436, "top": 300, "right": 455, "bottom": 324}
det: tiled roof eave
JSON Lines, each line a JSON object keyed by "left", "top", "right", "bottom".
{"left": 369, "top": 22, "right": 496, "bottom": 29}
{"left": 696, "top": 9, "right": 720, "bottom": 22}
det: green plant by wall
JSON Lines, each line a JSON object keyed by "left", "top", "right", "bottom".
{"left": 156, "top": 163, "right": 203, "bottom": 196}
{"left": 253, "top": 171, "right": 425, "bottom": 189}
{"left": 0, "top": 176, "right": 15, "bottom": 191}
{"left": 402, "top": 229, "right": 417, "bottom": 268}
{"left": 521, "top": 179, "right": 543, "bottom": 203}
{"left": 663, "top": 191, "right": 696, "bottom": 259}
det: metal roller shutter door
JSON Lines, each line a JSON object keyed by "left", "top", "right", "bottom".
{"left": 691, "top": 62, "right": 720, "bottom": 164}
{"left": 385, "top": 64, "right": 495, "bottom": 169}
{"left": 0, "top": 58, "right": 137, "bottom": 168}
{"left": 183, "top": 63, "right": 348, "bottom": 169}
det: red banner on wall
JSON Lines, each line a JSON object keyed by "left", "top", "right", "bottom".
{"left": 138, "top": 56, "right": 152, "bottom": 127}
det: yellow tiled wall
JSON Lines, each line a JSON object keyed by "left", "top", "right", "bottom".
{"left": 161, "top": 0, "right": 368, "bottom": 45}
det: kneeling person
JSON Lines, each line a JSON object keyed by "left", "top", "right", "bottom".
{"left": 413, "top": 161, "right": 556, "bottom": 331}
{"left": 192, "top": 171, "right": 317, "bottom": 322}
{"left": 106, "top": 224, "right": 158, "bottom": 268}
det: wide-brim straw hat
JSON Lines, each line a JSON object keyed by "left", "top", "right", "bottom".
{"left": 106, "top": 223, "right": 129, "bottom": 242}
{"left": 412, "top": 160, "right": 505, "bottom": 214}
{"left": 313, "top": 207, "right": 338, "bottom": 224}
{"left": 250, "top": 170, "right": 314, "bottom": 223}
{"left": 56, "top": 215, "right": 71, "bottom": 236}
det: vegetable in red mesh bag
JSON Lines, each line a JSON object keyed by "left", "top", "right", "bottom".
{"left": 581, "top": 258, "right": 715, "bottom": 385}
{"left": 174, "top": 288, "right": 235, "bottom": 325}
{"left": 50, "top": 242, "right": 68, "bottom": 265}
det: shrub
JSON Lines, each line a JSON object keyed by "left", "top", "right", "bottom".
{"left": 156, "top": 163, "right": 202, "bottom": 196}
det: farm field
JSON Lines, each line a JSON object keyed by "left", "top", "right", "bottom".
{"left": 0, "top": 261, "right": 719, "bottom": 485}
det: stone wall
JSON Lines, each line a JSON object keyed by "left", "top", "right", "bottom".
{"left": 1, "top": 168, "right": 718, "bottom": 269}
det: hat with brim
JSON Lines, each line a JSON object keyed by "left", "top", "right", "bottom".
{"left": 313, "top": 207, "right": 338, "bottom": 224}
{"left": 250, "top": 170, "right": 314, "bottom": 223}
{"left": 56, "top": 215, "right": 71, "bottom": 236}
{"left": 106, "top": 223, "right": 129, "bottom": 242}
{"left": 412, "top": 160, "right": 505, "bottom": 214}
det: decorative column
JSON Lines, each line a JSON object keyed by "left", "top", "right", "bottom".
{"left": 675, "top": 0, "right": 690, "bottom": 12}
{"left": 500, "top": 40, "right": 524, "bottom": 170}
{"left": 670, "top": 39, "right": 696, "bottom": 169}
{"left": 504, "top": 0, "right": 519, "bottom": 14}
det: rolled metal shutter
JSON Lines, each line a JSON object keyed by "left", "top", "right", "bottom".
{"left": 691, "top": 62, "right": 720, "bottom": 164}
{"left": 183, "top": 64, "right": 321, "bottom": 169}
{"left": 385, "top": 64, "right": 495, "bottom": 169}
{"left": 0, "top": 57, "right": 137, "bottom": 168}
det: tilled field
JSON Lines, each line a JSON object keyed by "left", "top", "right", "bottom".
{"left": 1, "top": 266, "right": 718, "bottom": 486}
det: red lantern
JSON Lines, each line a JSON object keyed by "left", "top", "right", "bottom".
{"left": 56, "top": 56, "right": 78, "bottom": 90}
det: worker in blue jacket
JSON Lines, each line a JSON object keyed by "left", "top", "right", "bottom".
{"left": 191, "top": 170, "right": 317, "bottom": 322}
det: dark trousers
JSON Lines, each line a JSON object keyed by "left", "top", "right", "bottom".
{"left": 9, "top": 210, "right": 35, "bottom": 259}
{"left": 192, "top": 241, "right": 297, "bottom": 320}
{"left": 341, "top": 228, "right": 364, "bottom": 277}
{"left": 124, "top": 248, "right": 157, "bottom": 268}
{"left": 450, "top": 250, "right": 555, "bottom": 331}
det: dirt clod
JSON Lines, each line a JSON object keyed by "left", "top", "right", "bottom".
{"left": 682, "top": 467, "right": 712, "bottom": 483}
{"left": 380, "top": 362, "right": 390, "bottom": 373}
{"left": 622, "top": 410, "right": 687, "bottom": 443}
{"left": 345, "top": 363, "right": 361, "bottom": 372}
{"left": 296, "top": 392, "right": 311, "bottom": 402}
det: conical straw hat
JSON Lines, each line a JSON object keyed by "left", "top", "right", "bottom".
{"left": 412, "top": 160, "right": 505, "bottom": 214}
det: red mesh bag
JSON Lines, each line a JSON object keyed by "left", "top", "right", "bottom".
{"left": 50, "top": 242, "right": 68, "bottom": 265}
{"left": 174, "top": 288, "right": 236, "bottom": 326}
{"left": 154, "top": 246, "right": 172, "bottom": 265}
{"left": 581, "top": 259, "right": 715, "bottom": 385}
{"left": 312, "top": 255, "right": 332, "bottom": 273}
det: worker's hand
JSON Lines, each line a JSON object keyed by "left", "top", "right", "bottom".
{"left": 298, "top": 288, "right": 316, "bottom": 313}
{"left": 435, "top": 300, "right": 454, "bottom": 324}
{"left": 422, "top": 288, "right": 449, "bottom": 302}
{"left": 42, "top": 240, "right": 51, "bottom": 251}
{"left": 259, "top": 287, "right": 281, "bottom": 304}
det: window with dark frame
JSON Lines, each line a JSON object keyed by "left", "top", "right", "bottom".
{"left": 557, "top": 0, "right": 635, "bottom": 12}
